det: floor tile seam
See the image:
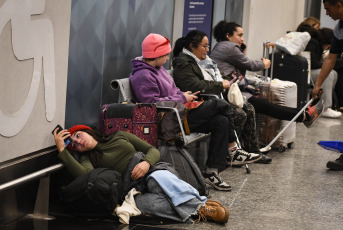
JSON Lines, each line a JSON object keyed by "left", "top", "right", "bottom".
{"left": 229, "top": 178, "right": 248, "bottom": 208}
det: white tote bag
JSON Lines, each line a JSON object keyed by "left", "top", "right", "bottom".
{"left": 227, "top": 82, "right": 244, "bottom": 108}
{"left": 275, "top": 32, "right": 311, "bottom": 55}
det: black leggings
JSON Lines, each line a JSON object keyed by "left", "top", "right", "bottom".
{"left": 248, "top": 96, "right": 304, "bottom": 122}
{"left": 187, "top": 98, "right": 235, "bottom": 172}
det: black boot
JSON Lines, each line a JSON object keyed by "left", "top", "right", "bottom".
{"left": 327, "top": 154, "right": 343, "bottom": 170}
{"left": 255, "top": 153, "right": 272, "bottom": 164}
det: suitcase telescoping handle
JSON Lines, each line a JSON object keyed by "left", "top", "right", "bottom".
{"left": 260, "top": 98, "right": 314, "bottom": 153}
{"left": 262, "top": 42, "right": 275, "bottom": 82}
{"left": 137, "top": 103, "right": 155, "bottom": 108}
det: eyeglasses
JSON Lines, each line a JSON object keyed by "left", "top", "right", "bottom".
{"left": 154, "top": 36, "right": 171, "bottom": 51}
{"left": 201, "top": 44, "right": 210, "bottom": 50}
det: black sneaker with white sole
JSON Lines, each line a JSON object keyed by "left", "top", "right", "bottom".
{"left": 228, "top": 149, "right": 262, "bottom": 166}
{"left": 202, "top": 170, "right": 232, "bottom": 191}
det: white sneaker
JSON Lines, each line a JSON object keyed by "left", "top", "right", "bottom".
{"left": 321, "top": 108, "right": 342, "bottom": 119}
{"left": 227, "top": 148, "right": 262, "bottom": 166}
{"left": 202, "top": 170, "right": 232, "bottom": 191}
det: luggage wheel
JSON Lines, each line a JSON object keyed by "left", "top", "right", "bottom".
{"left": 287, "top": 142, "right": 295, "bottom": 149}
{"left": 278, "top": 145, "right": 287, "bottom": 152}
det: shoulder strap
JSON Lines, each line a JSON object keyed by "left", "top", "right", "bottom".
{"left": 60, "top": 170, "right": 96, "bottom": 202}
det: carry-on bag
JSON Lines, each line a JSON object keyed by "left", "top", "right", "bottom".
{"left": 257, "top": 42, "right": 297, "bottom": 152}
{"left": 158, "top": 145, "right": 207, "bottom": 196}
{"left": 59, "top": 168, "right": 123, "bottom": 217}
{"left": 257, "top": 79, "right": 297, "bottom": 152}
{"left": 99, "top": 103, "right": 158, "bottom": 147}
{"left": 269, "top": 50, "right": 309, "bottom": 109}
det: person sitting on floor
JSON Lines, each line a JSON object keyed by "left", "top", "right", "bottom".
{"left": 129, "top": 33, "right": 262, "bottom": 191}
{"left": 53, "top": 125, "right": 229, "bottom": 224}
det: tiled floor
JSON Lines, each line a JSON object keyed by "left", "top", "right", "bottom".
{"left": 3, "top": 116, "right": 343, "bottom": 230}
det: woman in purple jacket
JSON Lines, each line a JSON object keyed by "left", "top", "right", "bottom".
{"left": 130, "top": 33, "right": 261, "bottom": 191}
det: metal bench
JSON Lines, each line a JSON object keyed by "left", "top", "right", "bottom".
{"left": 110, "top": 77, "right": 210, "bottom": 147}
{"left": 0, "top": 153, "right": 63, "bottom": 221}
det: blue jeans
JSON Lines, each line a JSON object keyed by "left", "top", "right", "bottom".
{"left": 135, "top": 178, "right": 204, "bottom": 222}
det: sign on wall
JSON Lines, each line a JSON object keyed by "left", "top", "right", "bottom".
{"left": 0, "top": 0, "right": 71, "bottom": 163}
{"left": 182, "top": 0, "right": 214, "bottom": 43}
{"left": 0, "top": 0, "right": 56, "bottom": 137}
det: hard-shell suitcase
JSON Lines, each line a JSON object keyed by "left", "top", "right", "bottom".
{"left": 269, "top": 50, "right": 309, "bottom": 109}
{"left": 257, "top": 42, "right": 297, "bottom": 152}
{"left": 257, "top": 79, "right": 297, "bottom": 152}
{"left": 99, "top": 103, "right": 158, "bottom": 147}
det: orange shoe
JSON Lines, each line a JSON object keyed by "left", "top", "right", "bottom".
{"left": 195, "top": 205, "right": 229, "bottom": 224}
{"left": 304, "top": 100, "right": 324, "bottom": 128}
{"left": 206, "top": 199, "right": 224, "bottom": 207}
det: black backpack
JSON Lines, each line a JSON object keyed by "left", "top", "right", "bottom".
{"left": 59, "top": 168, "right": 123, "bottom": 217}
{"left": 158, "top": 145, "right": 207, "bottom": 196}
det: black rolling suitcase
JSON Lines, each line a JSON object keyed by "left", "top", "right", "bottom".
{"left": 269, "top": 51, "right": 309, "bottom": 109}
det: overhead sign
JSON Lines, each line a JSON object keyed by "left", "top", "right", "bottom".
{"left": 182, "top": 0, "right": 214, "bottom": 42}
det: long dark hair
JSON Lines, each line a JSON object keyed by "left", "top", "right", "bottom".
{"left": 172, "top": 30, "right": 207, "bottom": 58}
{"left": 81, "top": 129, "right": 114, "bottom": 168}
{"left": 319, "top": 27, "right": 334, "bottom": 45}
{"left": 296, "top": 22, "right": 321, "bottom": 41}
{"left": 213, "top": 20, "right": 241, "bottom": 42}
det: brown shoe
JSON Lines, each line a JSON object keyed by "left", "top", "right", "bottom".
{"left": 195, "top": 205, "right": 229, "bottom": 224}
{"left": 206, "top": 199, "right": 224, "bottom": 207}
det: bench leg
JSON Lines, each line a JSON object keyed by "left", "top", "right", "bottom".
{"left": 26, "top": 174, "right": 54, "bottom": 221}
{"left": 194, "top": 141, "right": 207, "bottom": 171}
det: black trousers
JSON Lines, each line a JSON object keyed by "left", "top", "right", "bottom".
{"left": 187, "top": 98, "right": 235, "bottom": 172}
{"left": 248, "top": 96, "right": 304, "bottom": 122}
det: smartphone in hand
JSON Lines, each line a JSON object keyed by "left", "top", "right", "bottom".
{"left": 52, "top": 125, "right": 73, "bottom": 147}
{"left": 240, "top": 43, "right": 246, "bottom": 52}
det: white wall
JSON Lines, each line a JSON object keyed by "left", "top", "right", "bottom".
{"left": 242, "top": 0, "right": 306, "bottom": 61}
{"left": 0, "top": 0, "right": 71, "bottom": 162}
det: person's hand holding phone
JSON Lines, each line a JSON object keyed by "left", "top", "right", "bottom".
{"left": 52, "top": 125, "right": 72, "bottom": 153}
{"left": 184, "top": 91, "right": 200, "bottom": 102}
{"left": 240, "top": 43, "right": 247, "bottom": 53}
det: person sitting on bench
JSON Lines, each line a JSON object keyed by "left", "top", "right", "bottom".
{"left": 209, "top": 21, "right": 324, "bottom": 128}
{"left": 129, "top": 33, "right": 262, "bottom": 192}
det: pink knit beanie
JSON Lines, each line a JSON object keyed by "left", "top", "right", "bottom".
{"left": 142, "top": 33, "right": 171, "bottom": 58}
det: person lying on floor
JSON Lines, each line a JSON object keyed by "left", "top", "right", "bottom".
{"left": 129, "top": 33, "right": 261, "bottom": 192}
{"left": 53, "top": 125, "right": 229, "bottom": 224}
